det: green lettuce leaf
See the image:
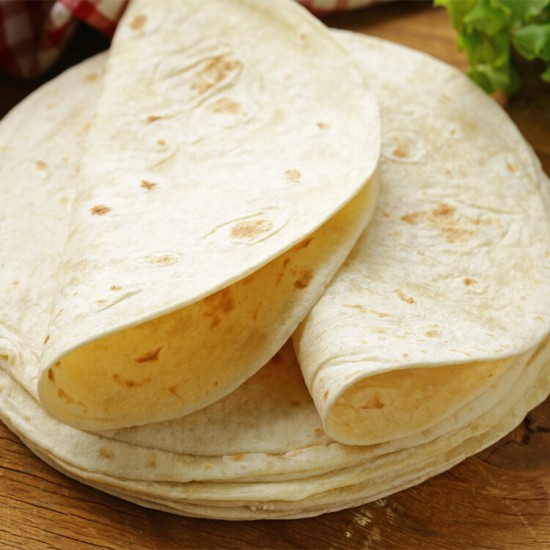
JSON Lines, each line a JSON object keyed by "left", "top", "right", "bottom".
{"left": 436, "top": 0, "right": 550, "bottom": 93}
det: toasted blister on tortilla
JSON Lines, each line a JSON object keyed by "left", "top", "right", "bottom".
{"left": 6, "top": 0, "right": 379, "bottom": 430}
{"left": 0, "top": 23, "right": 549, "bottom": 521}
{"left": 294, "top": 30, "right": 550, "bottom": 446}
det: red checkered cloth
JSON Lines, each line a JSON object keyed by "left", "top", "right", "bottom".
{"left": 0, "top": 0, "right": 388, "bottom": 79}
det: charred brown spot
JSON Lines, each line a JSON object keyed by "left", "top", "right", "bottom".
{"left": 147, "top": 452, "right": 157, "bottom": 468}
{"left": 110, "top": 285, "right": 122, "bottom": 291}
{"left": 314, "top": 428, "right": 324, "bottom": 437}
{"left": 84, "top": 72, "right": 98, "bottom": 82}
{"left": 425, "top": 329, "right": 439, "bottom": 338}
{"left": 135, "top": 347, "right": 162, "bottom": 363}
{"left": 316, "top": 121, "right": 329, "bottom": 130}
{"left": 113, "top": 373, "right": 152, "bottom": 388}
{"left": 43, "top": 335, "right": 50, "bottom": 344}
{"left": 191, "top": 56, "right": 242, "bottom": 95}
{"left": 392, "top": 143, "right": 410, "bottom": 159}
{"left": 361, "top": 395, "right": 385, "bottom": 409}
{"left": 396, "top": 290, "right": 415, "bottom": 304}
{"left": 157, "top": 138, "right": 167, "bottom": 147}
{"left": 35, "top": 160, "right": 47, "bottom": 170}
{"left": 294, "top": 268, "right": 313, "bottom": 289}
{"left": 98, "top": 447, "right": 115, "bottom": 459}
{"left": 343, "top": 304, "right": 366, "bottom": 312}
{"left": 285, "top": 169, "right": 301, "bottom": 183}
{"left": 232, "top": 454, "right": 245, "bottom": 462}
{"left": 296, "top": 237, "right": 314, "bottom": 251}
{"left": 463, "top": 277, "right": 477, "bottom": 286}
{"left": 210, "top": 316, "right": 221, "bottom": 329}
{"left": 433, "top": 203, "right": 456, "bottom": 218}
{"left": 209, "top": 97, "right": 243, "bottom": 115}
{"left": 506, "top": 161, "right": 518, "bottom": 174}
{"left": 59, "top": 196, "right": 69, "bottom": 206}
{"left": 230, "top": 219, "right": 273, "bottom": 241}
{"left": 146, "top": 115, "right": 163, "bottom": 123}
{"left": 129, "top": 13, "right": 147, "bottom": 31}
{"left": 91, "top": 205, "right": 111, "bottom": 216}
{"left": 141, "top": 179, "right": 158, "bottom": 191}
{"left": 168, "top": 385, "right": 179, "bottom": 396}
{"left": 57, "top": 388, "right": 73, "bottom": 404}
{"left": 47, "top": 368, "right": 55, "bottom": 382}
{"left": 323, "top": 390, "right": 329, "bottom": 402}
{"left": 291, "top": 400, "right": 301, "bottom": 407}
{"left": 147, "top": 255, "right": 177, "bottom": 265}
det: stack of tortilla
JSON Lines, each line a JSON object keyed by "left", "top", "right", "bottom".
{"left": 0, "top": 0, "right": 548, "bottom": 519}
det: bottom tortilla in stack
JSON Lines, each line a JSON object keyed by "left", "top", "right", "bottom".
{"left": 0, "top": 32, "right": 549, "bottom": 520}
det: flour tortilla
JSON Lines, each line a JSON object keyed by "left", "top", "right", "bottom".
{"left": 294, "top": 31, "right": 550, "bottom": 446}
{"left": 28, "top": 0, "right": 380, "bottom": 430}
{"left": 0, "top": 31, "right": 549, "bottom": 521}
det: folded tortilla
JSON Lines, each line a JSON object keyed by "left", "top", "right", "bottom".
{"left": 17, "top": 0, "right": 379, "bottom": 430}
{"left": 294, "top": 30, "right": 550, "bottom": 446}
{"left": 0, "top": 25, "right": 548, "bottom": 521}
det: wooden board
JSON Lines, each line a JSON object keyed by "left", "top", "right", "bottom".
{"left": 1, "top": 2, "right": 549, "bottom": 548}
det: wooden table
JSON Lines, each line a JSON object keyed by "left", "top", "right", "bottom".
{"left": 1, "top": 2, "right": 549, "bottom": 548}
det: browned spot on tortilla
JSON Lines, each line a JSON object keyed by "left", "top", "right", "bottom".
{"left": 314, "top": 428, "right": 324, "bottom": 437}
{"left": 110, "top": 285, "right": 122, "bottom": 291}
{"left": 463, "top": 277, "right": 477, "bottom": 286}
{"left": 168, "top": 385, "right": 179, "bottom": 396}
{"left": 203, "top": 287, "right": 235, "bottom": 320}
{"left": 84, "top": 72, "right": 98, "bottom": 82}
{"left": 400, "top": 203, "right": 456, "bottom": 225}
{"left": 294, "top": 268, "right": 313, "bottom": 289}
{"left": 157, "top": 138, "right": 166, "bottom": 147}
{"left": 433, "top": 203, "right": 456, "bottom": 218}
{"left": 243, "top": 273, "right": 255, "bottom": 285}
{"left": 210, "top": 316, "right": 221, "bottom": 329}
{"left": 285, "top": 169, "right": 301, "bottom": 183}
{"left": 209, "top": 97, "right": 243, "bottom": 115}
{"left": 323, "top": 390, "right": 329, "bottom": 401}
{"left": 295, "top": 237, "right": 314, "bottom": 250}
{"left": 283, "top": 258, "right": 291, "bottom": 268}
{"left": 129, "top": 13, "right": 146, "bottom": 30}
{"left": 54, "top": 361, "right": 61, "bottom": 368}
{"left": 271, "top": 351, "right": 284, "bottom": 365}
{"left": 146, "top": 115, "right": 163, "bottom": 123}
{"left": 362, "top": 395, "right": 385, "bottom": 409}
{"left": 147, "top": 255, "right": 177, "bottom": 266}
{"left": 35, "top": 160, "right": 47, "bottom": 170}
{"left": 396, "top": 289, "right": 415, "bottom": 304}
{"left": 392, "top": 143, "right": 410, "bottom": 159}
{"left": 113, "top": 373, "right": 152, "bottom": 388}
{"left": 316, "top": 121, "right": 329, "bottom": 130}
{"left": 506, "top": 161, "right": 518, "bottom": 174}
{"left": 96, "top": 299, "right": 108, "bottom": 306}
{"left": 91, "top": 205, "right": 111, "bottom": 216}
{"left": 59, "top": 196, "right": 69, "bottom": 206}
{"left": 57, "top": 388, "right": 73, "bottom": 404}
{"left": 343, "top": 304, "right": 366, "bottom": 312}
{"left": 147, "top": 452, "right": 157, "bottom": 468}
{"left": 0, "top": 354, "right": 8, "bottom": 363}
{"left": 382, "top": 210, "right": 390, "bottom": 218}
{"left": 47, "top": 368, "right": 55, "bottom": 382}
{"left": 291, "top": 400, "right": 301, "bottom": 407}
{"left": 425, "top": 329, "right": 439, "bottom": 338}
{"left": 230, "top": 219, "right": 273, "bottom": 241}
{"left": 43, "top": 335, "right": 50, "bottom": 344}
{"left": 135, "top": 347, "right": 162, "bottom": 363}
{"left": 141, "top": 179, "right": 157, "bottom": 190}
{"left": 251, "top": 303, "right": 261, "bottom": 321}
{"left": 232, "top": 454, "right": 245, "bottom": 462}
{"left": 535, "top": 315, "right": 545, "bottom": 321}
{"left": 403, "top": 353, "right": 409, "bottom": 359}
{"left": 10, "top": 280, "right": 19, "bottom": 287}
{"left": 98, "top": 447, "right": 115, "bottom": 460}
{"left": 191, "top": 56, "right": 242, "bottom": 95}
{"left": 78, "top": 122, "right": 91, "bottom": 136}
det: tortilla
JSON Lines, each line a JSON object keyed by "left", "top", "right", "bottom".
{"left": 22, "top": 0, "right": 379, "bottom": 430}
{"left": 294, "top": 31, "right": 550, "bottom": 446}
{"left": 0, "top": 28, "right": 549, "bottom": 520}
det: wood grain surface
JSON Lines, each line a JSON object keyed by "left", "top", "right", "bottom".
{"left": 1, "top": 2, "right": 549, "bottom": 549}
